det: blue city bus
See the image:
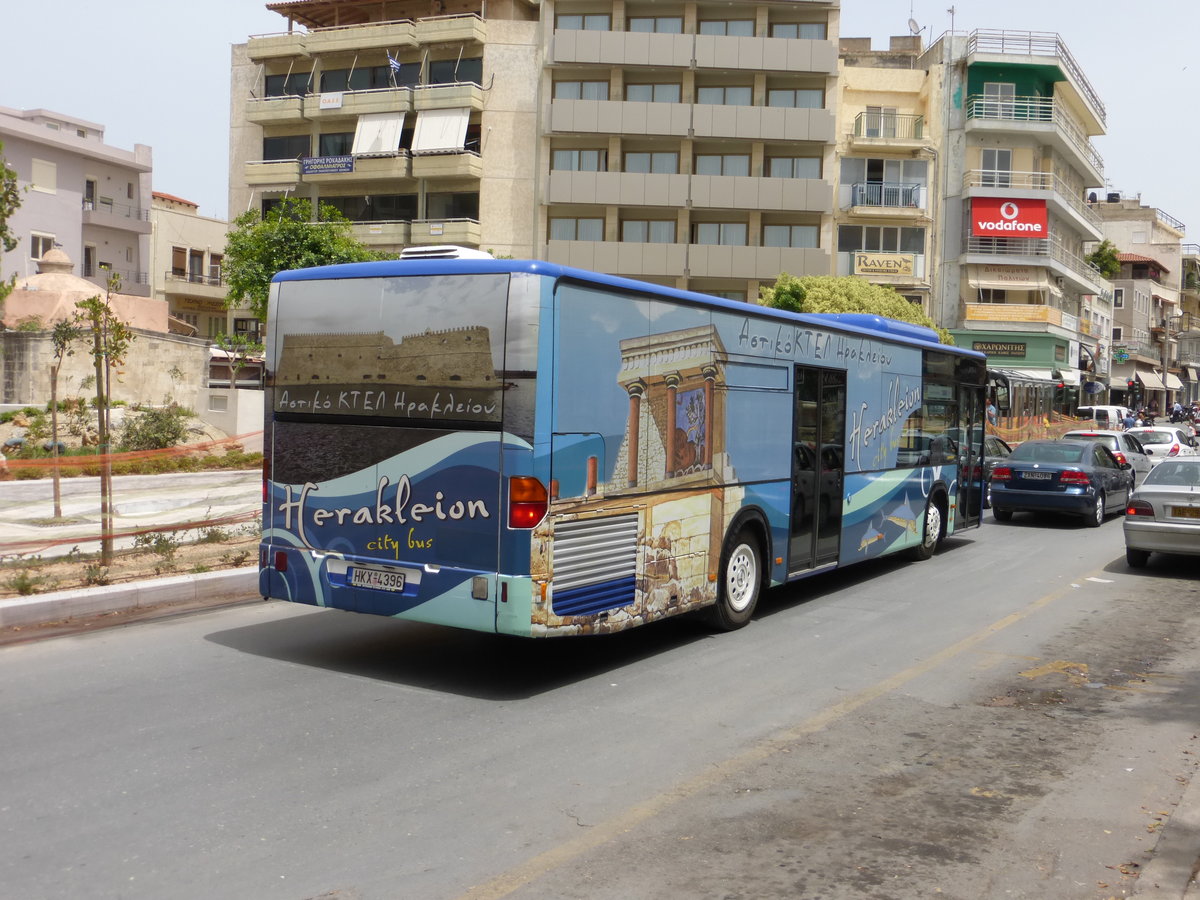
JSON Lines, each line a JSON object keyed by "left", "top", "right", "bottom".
{"left": 259, "top": 256, "right": 987, "bottom": 636}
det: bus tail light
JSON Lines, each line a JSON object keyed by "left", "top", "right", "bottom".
{"left": 1058, "top": 470, "right": 1091, "bottom": 486}
{"left": 509, "top": 477, "right": 548, "bottom": 529}
{"left": 262, "top": 457, "right": 270, "bottom": 503}
{"left": 1126, "top": 499, "right": 1155, "bottom": 517}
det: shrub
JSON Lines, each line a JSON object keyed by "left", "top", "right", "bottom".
{"left": 118, "top": 404, "right": 190, "bottom": 451}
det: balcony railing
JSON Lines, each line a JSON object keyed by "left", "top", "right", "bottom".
{"left": 848, "top": 181, "right": 924, "bottom": 209}
{"left": 165, "top": 270, "right": 224, "bottom": 287}
{"left": 1157, "top": 207, "right": 1187, "bottom": 235}
{"left": 965, "top": 94, "right": 1104, "bottom": 175}
{"left": 852, "top": 111, "right": 924, "bottom": 139}
{"left": 962, "top": 168, "right": 1101, "bottom": 231}
{"left": 82, "top": 198, "right": 150, "bottom": 221}
{"left": 964, "top": 29, "right": 1106, "bottom": 126}
{"left": 965, "top": 235, "right": 1106, "bottom": 289}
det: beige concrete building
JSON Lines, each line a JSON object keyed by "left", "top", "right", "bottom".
{"left": 834, "top": 35, "right": 937, "bottom": 312}
{"left": 228, "top": 0, "right": 842, "bottom": 302}
{"left": 150, "top": 192, "right": 239, "bottom": 341}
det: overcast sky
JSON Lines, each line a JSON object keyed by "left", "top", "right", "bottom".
{"left": 2, "top": 1, "right": 1196, "bottom": 241}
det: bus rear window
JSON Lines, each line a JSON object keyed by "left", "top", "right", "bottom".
{"left": 269, "top": 274, "right": 513, "bottom": 425}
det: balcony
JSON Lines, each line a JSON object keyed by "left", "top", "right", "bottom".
{"left": 548, "top": 99, "right": 835, "bottom": 143}
{"left": 551, "top": 28, "right": 835, "bottom": 73}
{"left": 414, "top": 13, "right": 486, "bottom": 45}
{"left": 303, "top": 87, "right": 413, "bottom": 119}
{"left": 350, "top": 221, "right": 412, "bottom": 249}
{"left": 849, "top": 112, "right": 927, "bottom": 150}
{"left": 546, "top": 240, "right": 829, "bottom": 280}
{"left": 413, "top": 82, "right": 485, "bottom": 112}
{"left": 81, "top": 199, "right": 152, "bottom": 235}
{"left": 964, "top": 29, "right": 1106, "bottom": 129}
{"left": 245, "top": 94, "right": 306, "bottom": 125}
{"left": 548, "top": 171, "right": 690, "bottom": 207}
{"left": 963, "top": 302, "right": 1073, "bottom": 331}
{"left": 163, "top": 271, "right": 226, "bottom": 302}
{"left": 307, "top": 154, "right": 414, "bottom": 183}
{"left": 247, "top": 20, "right": 419, "bottom": 61}
{"left": 962, "top": 169, "right": 1101, "bottom": 239}
{"left": 244, "top": 160, "right": 301, "bottom": 186}
{"left": 963, "top": 236, "right": 1109, "bottom": 296}
{"left": 842, "top": 181, "right": 926, "bottom": 215}
{"left": 407, "top": 218, "right": 481, "bottom": 247}
{"left": 411, "top": 151, "right": 482, "bottom": 180}
{"left": 965, "top": 95, "right": 1104, "bottom": 182}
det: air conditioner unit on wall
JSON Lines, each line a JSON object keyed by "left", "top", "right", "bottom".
{"left": 1055, "top": 276, "right": 1066, "bottom": 288}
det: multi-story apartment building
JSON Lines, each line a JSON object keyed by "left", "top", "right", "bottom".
{"left": 150, "top": 192, "right": 235, "bottom": 340}
{"left": 1180, "top": 244, "right": 1200, "bottom": 406}
{"left": 229, "top": 0, "right": 842, "bottom": 302}
{"left": 920, "top": 30, "right": 1111, "bottom": 412}
{"left": 0, "top": 105, "right": 153, "bottom": 297}
{"left": 1088, "top": 194, "right": 1188, "bottom": 412}
{"left": 835, "top": 35, "right": 937, "bottom": 312}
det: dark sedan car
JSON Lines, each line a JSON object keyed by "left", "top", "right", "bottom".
{"left": 990, "top": 439, "right": 1135, "bottom": 527}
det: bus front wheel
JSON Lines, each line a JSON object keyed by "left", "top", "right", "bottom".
{"left": 709, "top": 527, "right": 762, "bottom": 631}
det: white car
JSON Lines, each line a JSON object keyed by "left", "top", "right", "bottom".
{"left": 1124, "top": 458, "right": 1200, "bottom": 567}
{"left": 1124, "top": 426, "right": 1199, "bottom": 464}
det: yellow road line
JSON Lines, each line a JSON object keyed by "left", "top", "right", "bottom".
{"left": 457, "top": 574, "right": 1088, "bottom": 899}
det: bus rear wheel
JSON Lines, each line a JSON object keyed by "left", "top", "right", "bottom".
{"left": 910, "top": 495, "right": 943, "bottom": 561}
{"left": 708, "top": 527, "right": 762, "bottom": 631}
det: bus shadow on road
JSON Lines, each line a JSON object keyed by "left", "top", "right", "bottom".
{"left": 206, "top": 539, "right": 978, "bottom": 700}
{"left": 205, "top": 604, "right": 719, "bottom": 700}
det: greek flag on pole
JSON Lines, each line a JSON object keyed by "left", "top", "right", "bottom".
{"left": 387, "top": 52, "right": 402, "bottom": 75}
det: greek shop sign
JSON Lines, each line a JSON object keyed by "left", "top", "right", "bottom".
{"left": 972, "top": 198, "right": 1047, "bottom": 237}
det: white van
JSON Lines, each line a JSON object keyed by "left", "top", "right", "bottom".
{"left": 1076, "top": 405, "right": 1131, "bottom": 429}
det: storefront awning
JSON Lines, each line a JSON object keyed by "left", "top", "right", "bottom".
{"left": 965, "top": 264, "right": 1051, "bottom": 292}
{"left": 1165, "top": 372, "right": 1184, "bottom": 390}
{"left": 991, "top": 367, "right": 1060, "bottom": 385}
{"left": 1137, "top": 371, "right": 1166, "bottom": 391}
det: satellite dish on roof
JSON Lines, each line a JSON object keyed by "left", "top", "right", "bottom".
{"left": 908, "top": 17, "right": 922, "bottom": 34}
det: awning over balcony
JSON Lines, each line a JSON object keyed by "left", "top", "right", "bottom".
{"left": 411, "top": 107, "right": 470, "bottom": 154}
{"left": 1137, "top": 371, "right": 1166, "bottom": 391}
{"left": 1186, "top": 367, "right": 1199, "bottom": 382}
{"left": 352, "top": 112, "right": 406, "bottom": 156}
{"left": 965, "top": 264, "right": 1052, "bottom": 293}
{"left": 1165, "top": 372, "right": 1184, "bottom": 390}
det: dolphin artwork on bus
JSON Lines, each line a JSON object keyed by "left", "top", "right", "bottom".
{"left": 260, "top": 256, "right": 987, "bottom": 637}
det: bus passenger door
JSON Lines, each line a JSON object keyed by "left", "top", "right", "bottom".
{"left": 789, "top": 366, "right": 846, "bottom": 573}
{"left": 957, "top": 386, "right": 984, "bottom": 528}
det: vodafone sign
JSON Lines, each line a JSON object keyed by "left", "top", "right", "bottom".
{"left": 972, "top": 198, "right": 1048, "bottom": 237}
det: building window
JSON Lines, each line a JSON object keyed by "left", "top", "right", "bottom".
{"left": 980, "top": 148, "right": 1012, "bottom": 187}
{"left": 1113, "top": 288, "right": 1124, "bottom": 308}
{"left": 30, "top": 158, "right": 56, "bottom": 194}
{"left": 863, "top": 106, "right": 898, "bottom": 138}
{"left": 30, "top": 233, "right": 55, "bottom": 260}
{"left": 1112, "top": 326, "right": 1123, "bottom": 341}
{"left": 628, "top": 16, "right": 682, "bottom": 33}
{"left": 552, "top": 148, "right": 608, "bottom": 171}
{"left": 550, "top": 217, "right": 604, "bottom": 241}
{"left": 554, "top": 80, "right": 609, "bottom": 100}
{"left": 982, "top": 81, "right": 1016, "bottom": 117}
{"left": 557, "top": 14, "right": 610, "bottom": 30}
{"left": 234, "top": 318, "right": 263, "bottom": 341}
{"left": 841, "top": 157, "right": 928, "bottom": 206}
{"left": 322, "top": 64, "right": 415, "bottom": 91}
{"left": 621, "top": 220, "right": 676, "bottom": 243}
{"left": 319, "top": 132, "right": 355, "bottom": 156}
{"left": 768, "top": 156, "right": 821, "bottom": 179}
{"left": 265, "top": 71, "right": 312, "bottom": 97}
{"left": 624, "top": 151, "right": 678, "bottom": 174}
{"left": 837, "top": 225, "right": 925, "bottom": 253}
{"left": 626, "top": 83, "right": 681, "bottom": 103}
{"left": 977, "top": 289, "right": 1007, "bottom": 303}
{"left": 699, "top": 20, "right": 754, "bottom": 36}
{"left": 83, "top": 245, "right": 96, "bottom": 277}
{"left": 695, "top": 153, "right": 750, "bottom": 176}
{"left": 708, "top": 289, "right": 746, "bottom": 301}
{"left": 262, "top": 134, "right": 311, "bottom": 160}
{"left": 692, "top": 222, "right": 747, "bottom": 246}
{"left": 770, "top": 22, "right": 827, "bottom": 39}
{"left": 696, "top": 85, "right": 753, "bottom": 106}
{"left": 763, "top": 225, "right": 819, "bottom": 248}
{"left": 426, "top": 192, "right": 479, "bottom": 220}
{"left": 428, "top": 58, "right": 483, "bottom": 86}
{"left": 767, "top": 88, "right": 824, "bottom": 109}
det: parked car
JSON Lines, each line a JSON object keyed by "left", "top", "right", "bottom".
{"left": 1123, "top": 458, "right": 1200, "bottom": 567}
{"left": 990, "top": 439, "right": 1135, "bottom": 527}
{"left": 980, "top": 433, "right": 1013, "bottom": 508}
{"left": 1123, "top": 426, "right": 1198, "bottom": 464}
{"left": 1075, "top": 405, "right": 1131, "bottom": 430}
{"left": 1061, "top": 429, "right": 1154, "bottom": 485}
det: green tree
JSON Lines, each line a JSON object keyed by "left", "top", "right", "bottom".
{"left": 0, "top": 140, "right": 22, "bottom": 304}
{"left": 223, "top": 197, "right": 383, "bottom": 322}
{"left": 760, "top": 274, "right": 954, "bottom": 345}
{"left": 49, "top": 319, "right": 82, "bottom": 518}
{"left": 73, "top": 275, "right": 135, "bottom": 566}
{"left": 1086, "top": 239, "right": 1121, "bottom": 279}
{"left": 214, "top": 331, "right": 265, "bottom": 387}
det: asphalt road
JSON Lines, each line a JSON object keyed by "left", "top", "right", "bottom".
{"left": 2, "top": 508, "right": 1198, "bottom": 900}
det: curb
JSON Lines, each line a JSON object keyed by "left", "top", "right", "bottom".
{"left": 0, "top": 568, "right": 259, "bottom": 630}
{"left": 1133, "top": 766, "right": 1200, "bottom": 898}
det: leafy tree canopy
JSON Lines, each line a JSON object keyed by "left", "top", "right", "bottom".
{"left": 223, "top": 197, "right": 385, "bottom": 321}
{"left": 0, "top": 140, "right": 22, "bottom": 304}
{"left": 1086, "top": 239, "right": 1121, "bottom": 280}
{"left": 760, "top": 274, "right": 954, "bottom": 344}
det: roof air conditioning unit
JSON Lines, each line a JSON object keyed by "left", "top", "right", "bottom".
{"left": 1106, "top": 192, "right": 1121, "bottom": 203}
{"left": 399, "top": 245, "right": 494, "bottom": 260}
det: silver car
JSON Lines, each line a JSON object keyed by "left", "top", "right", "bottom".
{"left": 1061, "top": 429, "right": 1154, "bottom": 485}
{"left": 1123, "top": 458, "right": 1200, "bottom": 567}
{"left": 1124, "top": 426, "right": 1199, "bottom": 464}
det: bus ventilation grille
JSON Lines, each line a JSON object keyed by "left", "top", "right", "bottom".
{"left": 551, "top": 513, "right": 639, "bottom": 617}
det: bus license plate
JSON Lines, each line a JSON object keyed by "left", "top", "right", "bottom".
{"left": 1021, "top": 471, "right": 1052, "bottom": 480}
{"left": 1171, "top": 506, "right": 1200, "bottom": 519}
{"left": 350, "top": 567, "right": 406, "bottom": 592}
